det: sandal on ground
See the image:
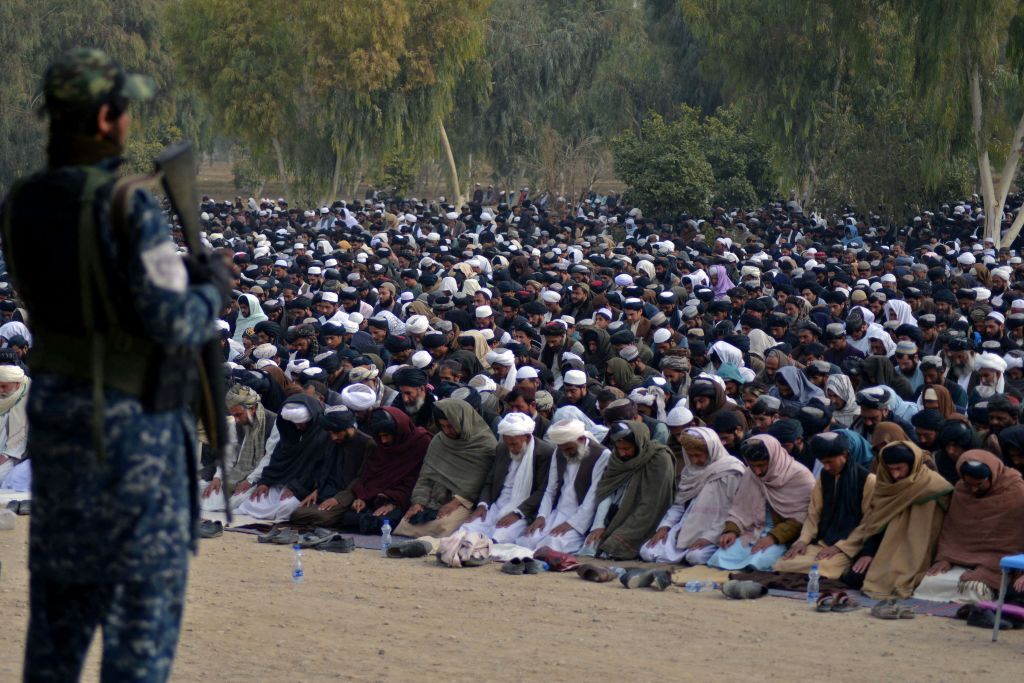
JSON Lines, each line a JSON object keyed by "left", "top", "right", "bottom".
{"left": 620, "top": 568, "right": 655, "bottom": 589}
{"left": 576, "top": 564, "right": 619, "bottom": 583}
{"left": 816, "top": 592, "right": 835, "bottom": 612}
{"left": 966, "top": 606, "right": 1012, "bottom": 630}
{"left": 831, "top": 591, "right": 861, "bottom": 612}
{"left": 720, "top": 580, "right": 768, "bottom": 599}
{"left": 386, "top": 539, "right": 433, "bottom": 558}
{"left": 870, "top": 600, "right": 901, "bottom": 620}
{"left": 501, "top": 558, "right": 526, "bottom": 575}
{"left": 650, "top": 570, "right": 673, "bottom": 591}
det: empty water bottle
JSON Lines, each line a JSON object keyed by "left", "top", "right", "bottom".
{"left": 380, "top": 519, "right": 392, "bottom": 556}
{"left": 685, "top": 580, "right": 706, "bottom": 592}
{"left": 292, "top": 544, "right": 304, "bottom": 584}
{"left": 807, "top": 563, "right": 820, "bottom": 605}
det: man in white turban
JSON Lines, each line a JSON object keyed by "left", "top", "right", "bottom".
{"left": 341, "top": 383, "right": 378, "bottom": 424}
{"left": 515, "top": 418, "right": 611, "bottom": 553}
{"left": 485, "top": 348, "right": 517, "bottom": 393}
{"left": 973, "top": 352, "right": 1007, "bottom": 400}
{"left": 460, "top": 413, "right": 554, "bottom": 544}
{"left": 0, "top": 364, "right": 30, "bottom": 490}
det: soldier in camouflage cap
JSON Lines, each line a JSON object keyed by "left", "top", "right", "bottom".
{"left": 1, "top": 48, "right": 230, "bottom": 682}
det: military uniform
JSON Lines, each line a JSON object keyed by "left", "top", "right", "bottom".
{"left": 0, "top": 50, "right": 223, "bottom": 682}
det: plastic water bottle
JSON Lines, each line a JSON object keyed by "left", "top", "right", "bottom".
{"left": 292, "top": 544, "right": 304, "bottom": 584}
{"left": 685, "top": 580, "right": 706, "bottom": 592}
{"left": 807, "top": 563, "right": 820, "bottom": 605}
{"left": 380, "top": 519, "right": 392, "bottom": 556}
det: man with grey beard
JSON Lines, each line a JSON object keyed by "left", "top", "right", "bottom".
{"left": 390, "top": 367, "right": 436, "bottom": 431}
{"left": 946, "top": 338, "right": 979, "bottom": 395}
{"left": 516, "top": 418, "right": 610, "bottom": 554}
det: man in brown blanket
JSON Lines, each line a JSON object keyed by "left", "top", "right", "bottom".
{"left": 914, "top": 450, "right": 1024, "bottom": 603}
{"left": 584, "top": 421, "right": 673, "bottom": 560}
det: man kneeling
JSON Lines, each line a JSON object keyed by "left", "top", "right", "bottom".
{"left": 460, "top": 413, "right": 553, "bottom": 543}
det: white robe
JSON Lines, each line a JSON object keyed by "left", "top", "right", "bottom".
{"left": 235, "top": 486, "right": 302, "bottom": 522}
{"left": 516, "top": 448, "right": 610, "bottom": 553}
{"left": 460, "top": 457, "right": 528, "bottom": 544}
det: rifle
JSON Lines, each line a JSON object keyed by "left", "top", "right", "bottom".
{"left": 155, "top": 142, "right": 232, "bottom": 523}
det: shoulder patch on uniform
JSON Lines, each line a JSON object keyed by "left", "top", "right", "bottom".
{"left": 141, "top": 240, "right": 187, "bottom": 294}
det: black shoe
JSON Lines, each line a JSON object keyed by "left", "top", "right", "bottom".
{"left": 271, "top": 529, "right": 302, "bottom": 545}
{"left": 16, "top": 500, "right": 29, "bottom": 516}
{"left": 318, "top": 535, "right": 355, "bottom": 553}
{"left": 198, "top": 520, "right": 223, "bottom": 539}
{"left": 298, "top": 528, "right": 336, "bottom": 548}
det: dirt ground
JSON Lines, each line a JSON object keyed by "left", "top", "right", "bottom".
{"left": 1, "top": 518, "right": 1021, "bottom": 682}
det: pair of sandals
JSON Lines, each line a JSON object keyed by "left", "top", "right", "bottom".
{"left": 816, "top": 590, "right": 860, "bottom": 612}
{"left": 5, "top": 500, "right": 29, "bottom": 516}
{"left": 501, "top": 557, "right": 542, "bottom": 575}
{"left": 869, "top": 598, "right": 914, "bottom": 619}
{"left": 575, "top": 565, "right": 673, "bottom": 590}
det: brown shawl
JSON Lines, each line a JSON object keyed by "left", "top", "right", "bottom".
{"left": 934, "top": 450, "right": 1024, "bottom": 588}
{"left": 840, "top": 441, "right": 953, "bottom": 598}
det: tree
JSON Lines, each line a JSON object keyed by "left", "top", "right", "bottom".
{"left": 612, "top": 109, "right": 715, "bottom": 217}
{"left": 0, "top": 0, "right": 208, "bottom": 194}
{"left": 896, "top": 0, "right": 1024, "bottom": 246}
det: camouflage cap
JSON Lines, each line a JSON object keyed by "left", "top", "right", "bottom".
{"left": 42, "top": 48, "right": 155, "bottom": 116}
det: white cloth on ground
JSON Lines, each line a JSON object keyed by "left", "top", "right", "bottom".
{"left": 912, "top": 565, "right": 995, "bottom": 604}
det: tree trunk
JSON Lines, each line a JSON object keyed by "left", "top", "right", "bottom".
{"left": 271, "top": 136, "right": 290, "bottom": 199}
{"left": 438, "top": 119, "right": 463, "bottom": 207}
{"left": 328, "top": 151, "right": 343, "bottom": 204}
{"left": 1000, "top": 205, "right": 1024, "bottom": 248}
{"left": 971, "top": 67, "right": 1000, "bottom": 246}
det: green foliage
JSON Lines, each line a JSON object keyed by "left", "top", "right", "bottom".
{"left": 0, "top": 0, "right": 209, "bottom": 194}
{"left": 612, "top": 106, "right": 775, "bottom": 216}
{"left": 375, "top": 151, "right": 418, "bottom": 195}
{"left": 612, "top": 109, "right": 714, "bottom": 217}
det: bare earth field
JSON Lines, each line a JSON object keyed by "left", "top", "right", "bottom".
{"left": 1, "top": 519, "right": 1021, "bottom": 682}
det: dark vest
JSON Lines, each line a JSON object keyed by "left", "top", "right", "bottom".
{"left": 554, "top": 441, "right": 604, "bottom": 505}
{"left": 2, "top": 164, "right": 193, "bottom": 409}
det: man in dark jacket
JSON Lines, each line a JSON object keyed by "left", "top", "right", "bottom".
{"left": 461, "top": 412, "right": 554, "bottom": 543}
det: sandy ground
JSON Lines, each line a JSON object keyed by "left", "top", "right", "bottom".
{"left": 1, "top": 517, "right": 1021, "bottom": 682}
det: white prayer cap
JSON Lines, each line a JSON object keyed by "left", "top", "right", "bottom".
{"left": 475, "top": 305, "right": 493, "bottom": 319}
{"left": 399, "top": 292, "right": 414, "bottom": 303}
{"left": 666, "top": 405, "right": 693, "bottom": 427}
{"left": 341, "top": 383, "right": 376, "bottom": 411}
{"left": 595, "top": 307, "right": 613, "bottom": 320}
{"left": 975, "top": 287, "right": 992, "bottom": 301}
{"left": 0, "top": 365, "right": 26, "bottom": 383}
{"left": 445, "top": 211, "right": 459, "bottom": 220}
{"left": 404, "top": 213, "right": 417, "bottom": 223}
{"left": 988, "top": 311, "right": 1006, "bottom": 324}
{"left": 215, "top": 319, "right": 230, "bottom": 333}
{"left": 200, "top": 212, "right": 210, "bottom": 221}
{"left": 614, "top": 274, "right": 633, "bottom": 287}
{"left": 321, "top": 291, "right": 339, "bottom": 304}
{"left": 252, "top": 343, "right": 277, "bottom": 360}
{"left": 348, "top": 312, "right": 364, "bottom": 324}
{"left": 1006, "top": 354, "right": 1024, "bottom": 370}
{"left": 880, "top": 273, "right": 896, "bottom": 283}
{"left": 976, "top": 352, "right": 1007, "bottom": 373}
{"left": 957, "top": 252, "right": 976, "bottom": 266}
{"left": 348, "top": 365, "right": 379, "bottom": 382}
{"left": 255, "top": 359, "right": 276, "bottom": 370}
{"left": 293, "top": 242, "right": 306, "bottom": 251}
{"left": 546, "top": 418, "right": 586, "bottom": 444}
{"left": 405, "top": 315, "right": 430, "bottom": 335}
{"left": 653, "top": 328, "right": 672, "bottom": 344}
{"left": 992, "top": 267, "right": 1013, "bottom": 282}
{"left": 343, "top": 321, "right": 359, "bottom": 334}
{"left": 286, "top": 359, "right": 310, "bottom": 378}
{"left": 740, "top": 266, "right": 761, "bottom": 279}
{"left": 480, "top": 211, "right": 493, "bottom": 221}
{"left": 497, "top": 412, "right": 535, "bottom": 437}
{"left": 307, "top": 266, "right": 322, "bottom": 275}
{"left": 319, "top": 207, "right": 329, "bottom": 214}
{"left": 468, "top": 374, "right": 497, "bottom": 393}
{"left": 274, "top": 259, "right": 289, "bottom": 268}
{"left": 486, "top": 349, "right": 514, "bottom": 367}
{"left": 1013, "top": 299, "right": 1024, "bottom": 311}
{"left": 411, "top": 350, "right": 433, "bottom": 369}
{"left": 563, "top": 369, "right": 587, "bottom": 386}
{"left": 541, "top": 291, "right": 561, "bottom": 304}
{"left": 516, "top": 366, "right": 539, "bottom": 380}
{"left": 280, "top": 402, "right": 312, "bottom": 424}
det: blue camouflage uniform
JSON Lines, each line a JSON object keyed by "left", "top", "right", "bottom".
{"left": 0, "top": 49, "right": 221, "bottom": 682}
